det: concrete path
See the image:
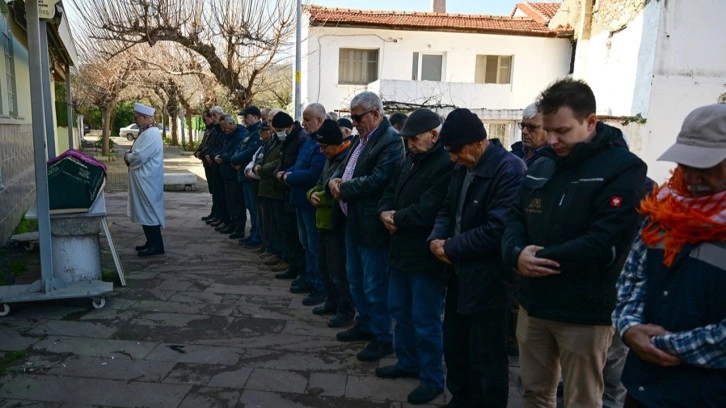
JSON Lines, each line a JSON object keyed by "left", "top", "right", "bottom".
{"left": 0, "top": 150, "right": 524, "bottom": 407}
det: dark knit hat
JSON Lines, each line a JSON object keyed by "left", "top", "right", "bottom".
{"left": 316, "top": 119, "right": 343, "bottom": 145}
{"left": 271, "top": 111, "right": 294, "bottom": 129}
{"left": 398, "top": 108, "right": 441, "bottom": 138}
{"left": 439, "top": 108, "right": 487, "bottom": 146}
{"left": 241, "top": 105, "right": 261, "bottom": 117}
{"left": 337, "top": 117, "right": 353, "bottom": 130}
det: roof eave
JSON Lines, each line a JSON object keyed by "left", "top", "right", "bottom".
{"left": 310, "top": 21, "right": 568, "bottom": 38}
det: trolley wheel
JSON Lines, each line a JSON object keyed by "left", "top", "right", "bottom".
{"left": 91, "top": 298, "right": 106, "bottom": 310}
{"left": 0, "top": 303, "right": 10, "bottom": 317}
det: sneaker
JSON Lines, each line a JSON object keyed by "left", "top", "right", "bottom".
{"left": 375, "top": 365, "right": 418, "bottom": 379}
{"left": 336, "top": 324, "right": 373, "bottom": 342}
{"left": 356, "top": 340, "right": 394, "bottom": 362}
{"left": 327, "top": 314, "right": 354, "bottom": 328}
{"left": 302, "top": 290, "right": 327, "bottom": 306}
{"left": 274, "top": 269, "right": 298, "bottom": 280}
{"left": 407, "top": 383, "right": 444, "bottom": 405}
{"left": 312, "top": 304, "right": 336, "bottom": 316}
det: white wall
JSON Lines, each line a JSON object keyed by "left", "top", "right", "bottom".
{"left": 302, "top": 22, "right": 572, "bottom": 112}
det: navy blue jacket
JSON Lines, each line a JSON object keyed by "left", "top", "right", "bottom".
{"left": 428, "top": 140, "right": 526, "bottom": 313}
{"left": 231, "top": 121, "right": 262, "bottom": 182}
{"left": 622, "top": 242, "right": 726, "bottom": 407}
{"left": 284, "top": 133, "right": 325, "bottom": 211}
{"left": 218, "top": 124, "right": 247, "bottom": 180}
{"left": 334, "top": 118, "right": 404, "bottom": 248}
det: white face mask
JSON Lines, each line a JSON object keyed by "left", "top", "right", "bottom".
{"left": 276, "top": 131, "right": 287, "bottom": 140}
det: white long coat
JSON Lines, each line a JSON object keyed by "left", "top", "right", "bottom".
{"left": 127, "top": 126, "right": 165, "bottom": 227}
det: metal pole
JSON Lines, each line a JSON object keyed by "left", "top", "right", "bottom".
{"left": 39, "top": 21, "right": 56, "bottom": 158}
{"left": 65, "top": 63, "right": 74, "bottom": 149}
{"left": 294, "top": 0, "right": 302, "bottom": 120}
{"left": 180, "top": 107, "right": 185, "bottom": 148}
{"left": 26, "top": 0, "right": 54, "bottom": 293}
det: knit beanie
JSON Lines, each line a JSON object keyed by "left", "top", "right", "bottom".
{"left": 439, "top": 108, "right": 487, "bottom": 146}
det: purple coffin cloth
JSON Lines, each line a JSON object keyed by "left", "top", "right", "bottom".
{"left": 48, "top": 148, "right": 107, "bottom": 175}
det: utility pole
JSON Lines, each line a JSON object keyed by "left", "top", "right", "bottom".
{"left": 294, "top": 0, "right": 302, "bottom": 120}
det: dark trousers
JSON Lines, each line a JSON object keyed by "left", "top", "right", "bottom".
{"left": 260, "top": 197, "right": 282, "bottom": 256}
{"left": 624, "top": 395, "right": 646, "bottom": 408}
{"left": 443, "top": 275, "right": 509, "bottom": 408}
{"left": 319, "top": 229, "right": 354, "bottom": 318}
{"left": 273, "top": 204, "right": 304, "bottom": 273}
{"left": 224, "top": 178, "right": 246, "bottom": 232}
{"left": 141, "top": 225, "right": 164, "bottom": 251}
{"left": 202, "top": 163, "right": 216, "bottom": 216}
{"left": 210, "top": 165, "right": 228, "bottom": 222}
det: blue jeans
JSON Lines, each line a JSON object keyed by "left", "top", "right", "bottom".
{"left": 296, "top": 209, "right": 323, "bottom": 292}
{"left": 241, "top": 181, "right": 260, "bottom": 243}
{"left": 345, "top": 228, "right": 392, "bottom": 343}
{"left": 388, "top": 266, "right": 445, "bottom": 389}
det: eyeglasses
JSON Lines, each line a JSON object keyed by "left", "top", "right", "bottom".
{"left": 443, "top": 145, "right": 463, "bottom": 154}
{"left": 518, "top": 122, "right": 542, "bottom": 132}
{"left": 350, "top": 110, "right": 375, "bottom": 122}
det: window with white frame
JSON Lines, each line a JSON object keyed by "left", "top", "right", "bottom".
{"left": 411, "top": 52, "right": 443, "bottom": 81}
{"left": 0, "top": 5, "right": 16, "bottom": 117}
{"left": 338, "top": 48, "right": 379, "bottom": 85}
{"left": 475, "top": 55, "right": 512, "bottom": 84}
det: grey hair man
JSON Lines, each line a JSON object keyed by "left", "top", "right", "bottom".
{"left": 328, "top": 91, "right": 404, "bottom": 361}
{"left": 511, "top": 103, "right": 548, "bottom": 166}
{"left": 302, "top": 103, "right": 327, "bottom": 136}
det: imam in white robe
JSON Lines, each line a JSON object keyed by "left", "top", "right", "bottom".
{"left": 127, "top": 126, "right": 165, "bottom": 227}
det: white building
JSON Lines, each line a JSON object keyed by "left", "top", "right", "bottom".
{"left": 299, "top": 1, "right": 573, "bottom": 147}
{"left": 550, "top": 0, "right": 726, "bottom": 181}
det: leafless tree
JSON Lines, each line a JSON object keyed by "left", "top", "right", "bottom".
{"left": 71, "top": 0, "right": 295, "bottom": 109}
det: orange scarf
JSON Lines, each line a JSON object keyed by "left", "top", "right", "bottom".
{"left": 640, "top": 167, "right": 726, "bottom": 266}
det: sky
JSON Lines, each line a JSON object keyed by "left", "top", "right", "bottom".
{"left": 305, "top": 0, "right": 531, "bottom": 16}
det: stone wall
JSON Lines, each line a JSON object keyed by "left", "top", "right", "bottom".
{"left": 551, "top": 0, "right": 649, "bottom": 38}
{"left": 0, "top": 124, "right": 34, "bottom": 243}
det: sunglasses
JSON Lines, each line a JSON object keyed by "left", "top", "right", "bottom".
{"left": 350, "top": 110, "right": 375, "bottom": 122}
{"left": 443, "top": 145, "right": 463, "bottom": 154}
{"left": 518, "top": 122, "right": 542, "bottom": 132}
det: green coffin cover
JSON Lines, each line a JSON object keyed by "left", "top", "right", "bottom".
{"left": 47, "top": 156, "right": 106, "bottom": 213}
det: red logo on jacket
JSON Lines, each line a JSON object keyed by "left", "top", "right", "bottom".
{"left": 609, "top": 196, "right": 623, "bottom": 208}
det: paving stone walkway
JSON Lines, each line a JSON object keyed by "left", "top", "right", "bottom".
{"left": 0, "top": 149, "right": 524, "bottom": 407}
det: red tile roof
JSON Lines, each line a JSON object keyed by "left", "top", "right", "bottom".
{"left": 511, "top": 2, "right": 562, "bottom": 23}
{"left": 306, "top": 5, "right": 572, "bottom": 38}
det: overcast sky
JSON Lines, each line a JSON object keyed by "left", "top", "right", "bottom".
{"left": 305, "top": 0, "right": 532, "bottom": 16}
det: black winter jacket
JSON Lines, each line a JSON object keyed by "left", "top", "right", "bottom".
{"left": 274, "top": 123, "right": 306, "bottom": 211}
{"left": 334, "top": 118, "right": 404, "bottom": 248}
{"left": 502, "top": 122, "right": 647, "bottom": 324}
{"left": 379, "top": 142, "right": 454, "bottom": 275}
{"left": 429, "top": 140, "right": 526, "bottom": 313}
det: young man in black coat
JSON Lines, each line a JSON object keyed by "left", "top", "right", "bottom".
{"left": 428, "top": 108, "right": 526, "bottom": 408}
{"left": 502, "top": 78, "right": 647, "bottom": 407}
{"left": 376, "top": 108, "right": 454, "bottom": 405}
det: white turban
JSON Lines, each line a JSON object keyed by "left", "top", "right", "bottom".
{"left": 134, "top": 102, "right": 155, "bottom": 116}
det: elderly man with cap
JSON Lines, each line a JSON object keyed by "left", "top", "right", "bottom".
{"left": 307, "top": 119, "right": 355, "bottom": 327}
{"left": 231, "top": 106, "right": 263, "bottom": 245}
{"left": 376, "top": 108, "right": 453, "bottom": 405}
{"left": 428, "top": 108, "right": 526, "bottom": 407}
{"left": 214, "top": 115, "right": 248, "bottom": 236}
{"left": 202, "top": 106, "right": 229, "bottom": 228}
{"left": 124, "top": 102, "right": 166, "bottom": 256}
{"left": 328, "top": 91, "right": 404, "bottom": 361}
{"left": 612, "top": 103, "right": 726, "bottom": 408}
{"left": 337, "top": 117, "right": 354, "bottom": 141}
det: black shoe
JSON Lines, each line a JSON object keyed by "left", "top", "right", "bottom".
{"left": 201, "top": 214, "right": 214, "bottom": 221}
{"left": 208, "top": 219, "right": 223, "bottom": 226}
{"left": 302, "top": 290, "right": 327, "bottom": 306}
{"left": 290, "top": 280, "right": 313, "bottom": 294}
{"left": 274, "top": 269, "right": 297, "bottom": 280}
{"left": 356, "top": 340, "right": 394, "bottom": 362}
{"left": 219, "top": 226, "right": 235, "bottom": 234}
{"left": 213, "top": 223, "right": 227, "bottom": 231}
{"left": 327, "top": 314, "right": 354, "bottom": 328}
{"left": 441, "top": 398, "right": 466, "bottom": 407}
{"left": 137, "top": 247, "right": 165, "bottom": 257}
{"left": 336, "top": 324, "right": 373, "bottom": 342}
{"left": 228, "top": 231, "right": 244, "bottom": 239}
{"left": 135, "top": 243, "right": 150, "bottom": 251}
{"left": 375, "top": 365, "right": 418, "bottom": 379}
{"left": 312, "top": 304, "right": 336, "bottom": 316}
{"left": 243, "top": 241, "right": 261, "bottom": 250}
{"left": 407, "top": 383, "right": 443, "bottom": 405}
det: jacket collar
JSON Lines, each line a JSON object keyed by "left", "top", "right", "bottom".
{"left": 542, "top": 122, "right": 628, "bottom": 166}
{"left": 454, "top": 139, "right": 506, "bottom": 177}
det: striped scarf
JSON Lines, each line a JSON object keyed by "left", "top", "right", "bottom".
{"left": 640, "top": 166, "right": 726, "bottom": 266}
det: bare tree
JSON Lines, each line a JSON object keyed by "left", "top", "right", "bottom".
{"left": 72, "top": 36, "right": 141, "bottom": 155}
{"left": 71, "top": 0, "right": 295, "bottom": 109}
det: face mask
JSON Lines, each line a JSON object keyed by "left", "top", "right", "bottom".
{"left": 276, "top": 131, "right": 287, "bottom": 141}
